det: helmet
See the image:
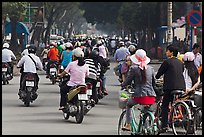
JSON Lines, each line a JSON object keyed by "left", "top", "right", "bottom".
{"left": 72, "top": 47, "right": 84, "bottom": 57}
{"left": 119, "top": 41, "right": 125, "bottom": 46}
{"left": 128, "top": 44, "right": 136, "bottom": 52}
{"left": 90, "top": 49, "right": 99, "bottom": 59}
{"left": 26, "top": 44, "right": 30, "bottom": 48}
{"left": 182, "top": 52, "right": 195, "bottom": 62}
{"left": 49, "top": 42, "right": 56, "bottom": 47}
{"left": 64, "top": 42, "right": 73, "bottom": 49}
{"left": 3, "top": 43, "right": 10, "bottom": 48}
{"left": 28, "top": 46, "right": 37, "bottom": 54}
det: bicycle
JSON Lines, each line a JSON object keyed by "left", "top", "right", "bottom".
{"left": 154, "top": 89, "right": 193, "bottom": 135}
{"left": 117, "top": 89, "right": 158, "bottom": 135}
{"left": 179, "top": 86, "right": 202, "bottom": 135}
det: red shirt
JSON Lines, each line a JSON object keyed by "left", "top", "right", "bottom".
{"left": 48, "top": 47, "right": 59, "bottom": 61}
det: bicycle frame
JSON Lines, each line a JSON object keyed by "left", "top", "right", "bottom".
{"left": 130, "top": 105, "right": 157, "bottom": 135}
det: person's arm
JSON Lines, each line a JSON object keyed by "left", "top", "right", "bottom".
{"left": 121, "top": 66, "right": 135, "bottom": 88}
{"left": 189, "top": 76, "right": 201, "bottom": 92}
{"left": 155, "top": 60, "right": 168, "bottom": 79}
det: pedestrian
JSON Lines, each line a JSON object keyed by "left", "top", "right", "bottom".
{"left": 192, "top": 43, "right": 202, "bottom": 69}
{"left": 182, "top": 52, "right": 200, "bottom": 93}
{"left": 155, "top": 44, "right": 186, "bottom": 133}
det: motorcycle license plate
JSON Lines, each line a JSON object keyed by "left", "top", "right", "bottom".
{"left": 26, "top": 81, "right": 34, "bottom": 87}
{"left": 96, "top": 82, "right": 100, "bottom": 87}
{"left": 2, "top": 68, "right": 7, "bottom": 72}
{"left": 78, "top": 94, "right": 88, "bottom": 100}
{"left": 50, "top": 68, "right": 56, "bottom": 72}
{"left": 87, "top": 89, "right": 92, "bottom": 95}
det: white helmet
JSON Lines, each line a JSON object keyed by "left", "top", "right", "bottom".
{"left": 72, "top": 47, "right": 84, "bottom": 57}
{"left": 26, "top": 44, "right": 30, "bottom": 48}
{"left": 3, "top": 43, "right": 10, "bottom": 48}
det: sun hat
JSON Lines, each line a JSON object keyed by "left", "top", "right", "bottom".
{"left": 130, "top": 49, "right": 150, "bottom": 70}
{"left": 182, "top": 52, "right": 195, "bottom": 62}
{"left": 72, "top": 47, "right": 84, "bottom": 57}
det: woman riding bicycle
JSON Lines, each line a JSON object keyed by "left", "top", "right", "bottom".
{"left": 121, "top": 49, "right": 157, "bottom": 131}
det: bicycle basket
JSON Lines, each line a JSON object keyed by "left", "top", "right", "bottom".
{"left": 119, "top": 97, "right": 128, "bottom": 109}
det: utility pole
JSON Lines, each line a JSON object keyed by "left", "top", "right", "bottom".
{"left": 167, "top": 2, "right": 173, "bottom": 45}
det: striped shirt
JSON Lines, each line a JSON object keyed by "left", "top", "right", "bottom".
{"left": 85, "top": 58, "right": 101, "bottom": 80}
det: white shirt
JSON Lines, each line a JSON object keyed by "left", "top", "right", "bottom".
{"left": 183, "top": 68, "right": 192, "bottom": 90}
{"left": 2, "top": 48, "right": 16, "bottom": 62}
{"left": 17, "top": 53, "right": 43, "bottom": 73}
{"left": 193, "top": 52, "right": 202, "bottom": 69}
{"left": 21, "top": 49, "right": 29, "bottom": 57}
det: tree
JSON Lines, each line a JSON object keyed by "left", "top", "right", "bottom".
{"left": 2, "top": 2, "right": 27, "bottom": 53}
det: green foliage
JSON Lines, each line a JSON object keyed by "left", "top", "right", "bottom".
{"left": 2, "top": 2, "right": 27, "bottom": 20}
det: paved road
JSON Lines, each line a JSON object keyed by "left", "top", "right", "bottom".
{"left": 2, "top": 61, "right": 201, "bottom": 135}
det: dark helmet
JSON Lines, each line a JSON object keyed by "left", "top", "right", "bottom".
{"left": 28, "top": 45, "right": 37, "bottom": 54}
{"left": 90, "top": 49, "right": 99, "bottom": 59}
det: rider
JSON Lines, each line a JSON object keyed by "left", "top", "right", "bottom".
{"left": 182, "top": 52, "right": 200, "bottom": 93}
{"left": 155, "top": 44, "right": 186, "bottom": 133}
{"left": 85, "top": 49, "right": 101, "bottom": 104}
{"left": 58, "top": 47, "right": 89, "bottom": 110}
{"left": 2, "top": 42, "right": 16, "bottom": 78}
{"left": 60, "top": 42, "right": 73, "bottom": 69}
{"left": 17, "top": 46, "right": 43, "bottom": 96}
{"left": 46, "top": 42, "right": 59, "bottom": 78}
{"left": 121, "top": 49, "right": 157, "bottom": 131}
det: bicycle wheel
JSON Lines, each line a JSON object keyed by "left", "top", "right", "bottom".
{"left": 142, "top": 112, "right": 158, "bottom": 135}
{"left": 118, "top": 110, "right": 131, "bottom": 135}
{"left": 170, "top": 101, "right": 191, "bottom": 135}
{"left": 193, "top": 107, "right": 202, "bottom": 135}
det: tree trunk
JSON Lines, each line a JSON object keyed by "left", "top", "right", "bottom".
{"left": 10, "top": 17, "right": 18, "bottom": 54}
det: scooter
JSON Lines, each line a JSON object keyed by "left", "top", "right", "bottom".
{"left": 18, "top": 72, "right": 38, "bottom": 107}
{"left": 2, "top": 62, "right": 13, "bottom": 85}
{"left": 62, "top": 85, "right": 88, "bottom": 124}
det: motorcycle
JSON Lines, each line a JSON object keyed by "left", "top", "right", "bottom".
{"left": 48, "top": 61, "right": 59, "bottom": 84}
{"left": 18, "top": 72, "right": 38, "bottom": 107}
{"left": 84, "top": 82, "right": 94, "bottom": 115}
{"left": 95, "top": 78, "right": 104, "bottom": 104}
{"left": 2, "top": 62, "right": 13, "bottom": 85}
{"left": 62, "top": 85, "right": 88, "bottom": 124}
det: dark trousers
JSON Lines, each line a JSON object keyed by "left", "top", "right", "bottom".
{"left": 20, "top": 72, "right": 39, "bottom": 90}
{"left": 60, "top": 84, "right": 72, "bottom": 107}
{"left": 85, "top": 78, "right": 97, "bottom": 101}
{"left": 7, "top": 62, "right": 13, "bottom": 76}
{"left": 161, "top": 90, "right": 174, "bottom": 128}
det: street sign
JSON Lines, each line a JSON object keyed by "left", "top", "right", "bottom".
{"left": 187, "top": 10, "right": 202, "bottom": 26}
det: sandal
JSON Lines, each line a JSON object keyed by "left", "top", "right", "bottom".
{"left": 58, "top": 106, "right": 65, "bottom": 110}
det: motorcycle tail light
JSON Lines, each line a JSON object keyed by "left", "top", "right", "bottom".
{"left": 86, "top": 83, "right": 92, "bottom": 89}
{"left": 2, "top": 63, "right": 8, "bottom": 68}
{"left": 79, "top": 86, "right": 87, "bottom": 94}
{"left": 50, "top": 63, "right": 55, "bottom": 68}
{"left": 25, "top": 75, "right": 35, "bottom": 80}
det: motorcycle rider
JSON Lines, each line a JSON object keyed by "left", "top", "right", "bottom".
{"left": 58, "top": 47, "right": 89, "bottom": 110}
{"left": 2, "top": 42, "right": 16, "bottom": 78}
{"left": 85, "top": 49, "right": 101, "bottom": 104}
{"left": 17, "top": 46, "right": 43, "bottom": 97}
{"left": 60, "top": 42, "right": 73, "bottom": 69}
{"left": 46, "top": 42, "right": 59, "bottom": 78}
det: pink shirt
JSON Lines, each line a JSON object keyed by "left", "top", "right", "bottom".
{"left": 65, "top": 60, "right": 89, "bottom": 86}
{"left": 99, "top": 45, "right": 107, "bottom": 59}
